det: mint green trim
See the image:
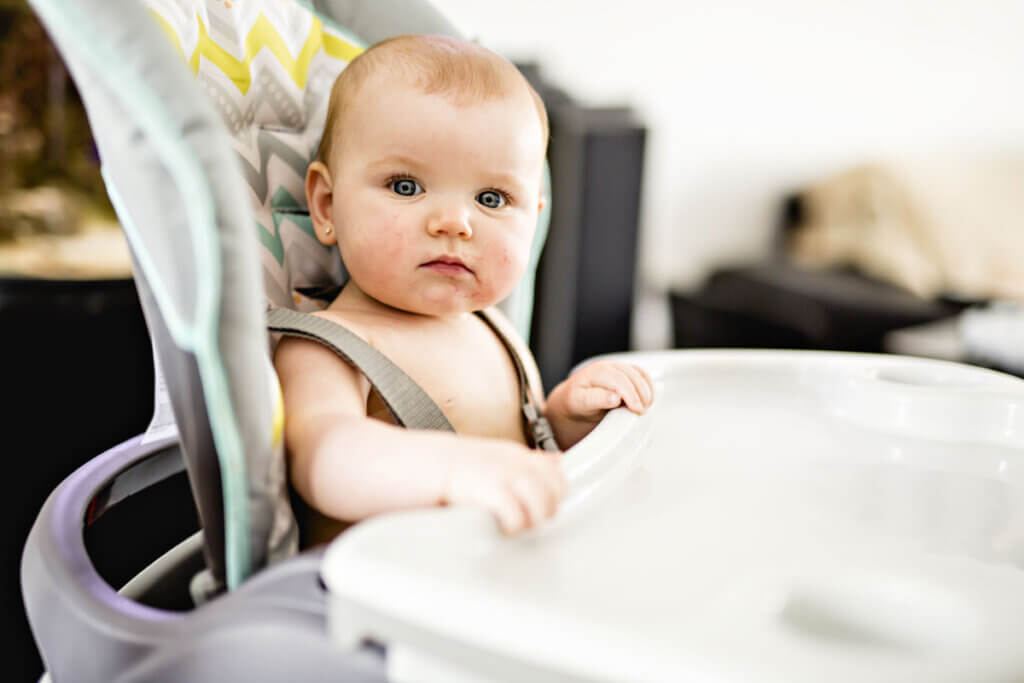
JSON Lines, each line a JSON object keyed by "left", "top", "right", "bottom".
{"left": 36, "top": 0, "right": 251, "bottom": 588}
{"left": 532, "top": 160, "right": 553, "bottom": 293}
{"left": 507, "top": 161, "right": 552, "bottom": 339}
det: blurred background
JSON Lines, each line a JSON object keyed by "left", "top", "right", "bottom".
{"left": 436, "top": 0, "right": 1024, "bottom": 380}
{"left": 6, "top": 0, "right": 1024, "bottom": 679}
{"left": 2, "top": 1, "right": 153, "bottom": 679}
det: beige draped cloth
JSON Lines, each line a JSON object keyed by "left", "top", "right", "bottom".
{"left": 786, "top": 157, "right": 1024, "bottom": 302}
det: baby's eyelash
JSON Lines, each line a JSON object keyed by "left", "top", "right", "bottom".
{"left": 488, "top": 188, "right": 515, "bottom": 205}
{"left": 384, "top": 173, "right": 417, "bottom": 186}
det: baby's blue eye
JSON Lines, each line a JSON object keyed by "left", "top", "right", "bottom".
{"left": 476, "top": 190, "right": 506, "bottom": 209}
{"left": 390, "top": 178, "right": 422, "bottom": 196}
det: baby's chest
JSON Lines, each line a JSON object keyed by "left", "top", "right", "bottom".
{"left": 371, "top": 329, "right": 526, "bottom": 443}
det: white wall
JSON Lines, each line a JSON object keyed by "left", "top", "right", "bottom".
{"left": 432, "top": 0, "right": 1024, "bottom": 347}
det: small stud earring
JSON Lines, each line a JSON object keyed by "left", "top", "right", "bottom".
{"left": 324, "top": 226, "right": 333, "bottom": 235}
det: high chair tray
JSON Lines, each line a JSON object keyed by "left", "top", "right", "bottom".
{"left": 321, "top": 349, "right": 1024, "bottom": 683}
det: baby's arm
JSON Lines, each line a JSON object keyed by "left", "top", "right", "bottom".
{"left": 544, "top": 360, "right": 655, "bottom": 449}
{"left": 274, "top": 334, "right": 566, "bottom": 534}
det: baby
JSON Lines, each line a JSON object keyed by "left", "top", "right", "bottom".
{"left": 274, "top": 34, "right": 653, "bottom": 545}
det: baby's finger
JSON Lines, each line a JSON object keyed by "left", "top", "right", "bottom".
{"left": 490, "top": 489, "right": 526, "bottom": 535}
{"left": 600, "top": 368, "right": 645, "bottom": 414}
{"left": 548, "top": 464, "right": 569, "bottom": 507}
{"left": 530, "top": 457, "right": 568, "bottom": 515}
{"left": 638, "top": 366, "right": 655, "bottom": 399}
{"left": 621, "top": 364, "right": 654, "bottom": 408}
{"left": 575, "top": 384, "right": 621, "bottom": 413}
{"left": 509, "top": 474, "right": 553, "bottom": 528}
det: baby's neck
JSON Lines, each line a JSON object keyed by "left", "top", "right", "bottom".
{"left": 330, "top": 280, "right": 474, "bottom": 323}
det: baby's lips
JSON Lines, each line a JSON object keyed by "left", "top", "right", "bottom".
{"left": 421, "top": 255, "right": 474, "bottom": 273}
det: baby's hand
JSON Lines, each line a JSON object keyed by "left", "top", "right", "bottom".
{"left": 558, "top": 360, "right": 654, "bottom": 421}
{"left": 442, "top": 442, "right": 566, "bottom": 535}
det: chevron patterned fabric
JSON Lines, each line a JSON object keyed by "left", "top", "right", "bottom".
{"left": 147, "top": 0, "right": 364, "bottom": 311}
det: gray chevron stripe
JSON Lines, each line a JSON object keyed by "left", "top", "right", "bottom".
{"left": 237, "top": 130, "right": 310, "bottom": 204}
{"left": 253, "top": 68, "right": 304, "bottom": 128}
{"left": 198, "top": 73, "right": 247, "bottom": 133}
{"left": 207, "top": 10, "right": 239, "bottom": 47}
{"left": 198, "top": 66, "right": 309, "bottom": 135}
{"left": 303, "top": 59, "right": 343, "bottom": 118}
{"left": 262, "top": 265, "right": 293, "bottom": 308}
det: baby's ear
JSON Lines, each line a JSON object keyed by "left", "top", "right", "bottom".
{"left": 306, "top": 160, "right": 337, "bottom": 245}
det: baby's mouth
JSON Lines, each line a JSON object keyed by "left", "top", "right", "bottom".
{"left": 420, "top": 256, "right": 474, "bottom": 276}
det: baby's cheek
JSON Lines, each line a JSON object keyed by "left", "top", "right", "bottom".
{"left": 359, "top": 220, "right": 405, "bottom": 264}
{"left": 486, "top": 244, "right": 528, "bottom": 299}
{"left": 345, "top": 238, "right": 396, "bottom": 293}
{"left": 381, "top": 228, "right": 407, "bottom": 262}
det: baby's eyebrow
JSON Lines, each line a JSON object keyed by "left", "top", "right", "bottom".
{"left": 368, "top": 154, "right": 424, "bottom": 171}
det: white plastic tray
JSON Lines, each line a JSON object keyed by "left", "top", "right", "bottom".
{"left": 322, "top": 350, "right": 1024, "bottom": 683}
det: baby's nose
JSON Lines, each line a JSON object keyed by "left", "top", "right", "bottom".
{"left": 426, "top": 204, "right": 473, "bottom": 239}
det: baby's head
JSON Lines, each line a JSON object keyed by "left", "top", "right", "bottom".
{"left": 317, "top": 35, "right": 548, "bottom": 174}
{"left": 307, "top": 34, "right": 549, "bottom": 316}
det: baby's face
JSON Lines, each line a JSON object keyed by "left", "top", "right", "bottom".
{"left": 325, "top": 80, "right": 546, "bottom": 316}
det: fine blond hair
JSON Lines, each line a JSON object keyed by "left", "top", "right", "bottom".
{"left": 317, "top": 34, "right": 549, "bottom": 168}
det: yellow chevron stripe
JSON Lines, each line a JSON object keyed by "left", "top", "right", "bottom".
{"left": 152, "top": 11, "right": 363, "bottom": 95}
{"left": 323, "top": 32, "right": 363, "bottom": 63}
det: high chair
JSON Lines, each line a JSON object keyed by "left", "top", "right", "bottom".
{"left": 20, "top": 0, "right": 549, "bottom": 680}
{"left": 21, "top": 0, "right": 1024, "bottom": 681}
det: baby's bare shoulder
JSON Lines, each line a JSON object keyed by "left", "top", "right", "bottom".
{"left": 273, "top": 309, "right": 374, "bottom": 411}
{"left": 479, "top": 306, "right": 545, "bottom": 400}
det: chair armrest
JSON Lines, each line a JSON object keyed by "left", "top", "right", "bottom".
{"left": 21, "top": 434, "right": 187, "bottom": 683}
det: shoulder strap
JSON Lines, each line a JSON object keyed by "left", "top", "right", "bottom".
{"left": 475, "top": 309, "right": 560, "bottom": 452}
{"left": 266, "top": 307, "right": 454, "bottom": 432}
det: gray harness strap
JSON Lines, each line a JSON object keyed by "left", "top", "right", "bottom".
{"left": 267, "top": 307, "right": 454, "bottom": 431}
{"left": 267, "top": 307, "right": 560, "bottom": 450}
{"left": 474, "top": 309, "right": 560, "bottom": 452}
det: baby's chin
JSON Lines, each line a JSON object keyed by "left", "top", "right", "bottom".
{"left": 421, "top": 289, "right": 521, "bottom": 316}
{"left": 359, "top": 278, "right": 518, "bottom": 317}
